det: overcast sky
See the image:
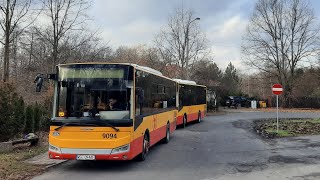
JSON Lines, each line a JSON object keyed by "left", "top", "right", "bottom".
{"left": 88, "top": 0, "right": 320, "bottom": 71}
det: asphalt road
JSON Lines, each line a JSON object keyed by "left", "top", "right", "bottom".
{"left": 33, "top": 111, "right": 320, "bottom": 180}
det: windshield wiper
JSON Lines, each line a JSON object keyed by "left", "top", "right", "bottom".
{"left": 54, "top": 121, "right": 98, "bottom": 131}
{"left": 93, "top": 120, "right": 120, "bottom": 132}
{"left": 54, "top": 120, "right": 120, "bottom": 132}
{"left": 54, "top": 122, "right": 79, "bottom": 131}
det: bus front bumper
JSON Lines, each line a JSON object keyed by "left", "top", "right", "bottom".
{"left": 49, "top": 144, "right": 134, "bottom": 160}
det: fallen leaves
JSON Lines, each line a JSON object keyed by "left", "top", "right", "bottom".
{"left": 254, "top": 119, "right": 320, "bottom": 138}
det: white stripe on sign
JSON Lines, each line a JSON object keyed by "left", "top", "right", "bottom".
{"left": 272, "top": 88, "right": 283, "bottom": 91}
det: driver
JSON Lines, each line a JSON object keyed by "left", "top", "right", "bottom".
{"left": 108, "top": 97, "right": 124, "bottom": 110}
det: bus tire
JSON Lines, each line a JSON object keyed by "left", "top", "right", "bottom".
{"left": 198, "top": 111, "right": 201, "bottom": 123}
{"left": 183, "top": 114, "right": 187, "bottom": 128}
{"left": 138, "top": 132, "right": 150, "bottom": 161}
{"left": 163, "top": 122, "right": 170, "bottom": 144}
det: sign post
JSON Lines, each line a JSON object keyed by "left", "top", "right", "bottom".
{"left": 272, "top": 84, "right": 283, "bottom": 133}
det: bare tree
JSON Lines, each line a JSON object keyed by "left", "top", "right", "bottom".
{"left": 155, "top": 8, "right": 208, "bottom": 79}
{"left": 57, "top": 30, "right": 111, "bottom": 63}
{"left": 242, "top": 0, "right": 320, "bottom": 106}
{"left": 36, "top": 0, "right": 90, "bottom": 71}
{"left": 0, "top": 0, "right": 35, "bottom": 82}
{"left": 112, "top": 45, "right": 167, "bottom": 72}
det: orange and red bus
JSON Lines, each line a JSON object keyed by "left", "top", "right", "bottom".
{"left": 44, "top": 63, "right": 177, "bottom": 161}
{"left": 174, "top": 79, "right": 207, "bottom": 127}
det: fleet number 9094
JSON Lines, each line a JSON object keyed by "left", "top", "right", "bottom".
{"left": 102, "top": 133, "right": 117, "bottom": 139}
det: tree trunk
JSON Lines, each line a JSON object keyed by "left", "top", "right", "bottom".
{"left": 2, "top": 39, "right": 10, "bottom": 82}
{"left": 2, "top": 0, "right": 10, "bottom": 82}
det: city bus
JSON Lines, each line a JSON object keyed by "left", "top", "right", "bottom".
{"left": 41, "top": 63, "right": 177, "bottom": 161}
{"left": 174, "top": 79, "right": 207, "bottom": 127}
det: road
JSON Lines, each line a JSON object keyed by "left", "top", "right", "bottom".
{"left": 33, "top": 111, "right": 320, "bottom": 180}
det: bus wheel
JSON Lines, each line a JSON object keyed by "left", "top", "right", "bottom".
{"left": 163, "top": 123, "right": 170, "bottom": 144}
{"left": 138, "top": 133, "right": 149, "bottom": 161}
{"left": 198, "top": 111, "right": 201, "bottom": 123}
{"left": 183, "top": 115, "right": 187, "bottom": 128}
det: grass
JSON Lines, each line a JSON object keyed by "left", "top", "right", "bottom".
{"left": 0, "top": 145, "right": 47, "bottom": 180}
{"left": 285, "top": 119, "right": 320, "bottom": 123}
{"left": 257, "top": 118, "right": 320, "bottom": 138}
{"left": 265, "top": 129, "right": 295, "bottom": 137}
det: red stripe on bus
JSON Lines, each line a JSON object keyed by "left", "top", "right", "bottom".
{"left": 130, "top": 135, "right": 144, "bottom": 159}
{"left": 187, "top": 112, "right": 199, "bottom": 122}
{"left": 176, "top": 115, "right": 184, "bottom": 125}
{"left": 150, "top": 124, "right": 167, "bottom": 146}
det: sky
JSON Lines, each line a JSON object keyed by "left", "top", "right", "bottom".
{"left": 87, "top": 0, "right": 320, "bottom": 71}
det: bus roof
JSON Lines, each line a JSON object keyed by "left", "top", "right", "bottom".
{"left": 173, "top": 78, "right": 197, "bottom": 85}
{"left": 173, "top": 78, "right": 206, "bottom": 88}
{"left": 58, "top": 63, "right": 161, "bottom": 75}
{"left": 57, "top": 62, "right": 168, "bottom": 80}
{"left": 132, "top": 64, "right": 162, "bottom": 76}
{"left": 57, "top": 62, "right": 205, "bottom": 86}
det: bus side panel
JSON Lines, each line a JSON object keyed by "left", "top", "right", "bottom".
{"left": 130, "top": 134, "right": 144, "bottom": 159}
{"left": 131, "top": 114, "right": 153, "bottom": 159}
{"left": 177, "top": 109, "right": 185, "bottom": 126}
{"left": 149, "top": 110, "right": 175, "bottom": 146}
{"left": 131, "top": 115, "right": 151, "bottom": 159}
{"left": 131, "top": 110, "right": 176, "bottom": 158}
{"left": 177, "top": 104, "right": 206, "bottom": 124}
{"left": 187, "top": 104, "right": 206, "bottom": 122}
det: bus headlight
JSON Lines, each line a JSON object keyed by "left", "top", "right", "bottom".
{"left": 49, "top": 144, "right": 61, "bottom": 153}
{"left": 52, "top": 131, "right": 60, "bottom": 136}
{"left": 111, "top": 144, "right": 130, "bottom": 154}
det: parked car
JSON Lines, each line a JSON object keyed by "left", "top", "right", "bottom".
{"left": 225, "top": 96, "right": 249, "bottom": 108}
{"left": 225, "top": 96, "right": 238, "bottom": 108}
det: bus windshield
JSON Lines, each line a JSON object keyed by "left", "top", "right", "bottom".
{"left": 55, "top": 64, "right": 132, "bottom": 121}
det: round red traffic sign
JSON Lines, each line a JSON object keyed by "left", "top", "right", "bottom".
{"left": 272, "top": 84, "right": 283, "bottom": 95}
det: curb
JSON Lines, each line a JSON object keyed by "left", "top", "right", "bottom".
{"left": 45, "top": 160, "right": 68, "bottom": 169}
{"left": 25, "top": 152, "right": 67, "bottom": 169}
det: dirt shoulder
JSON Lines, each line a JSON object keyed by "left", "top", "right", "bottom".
{"left": 0, "top": 145, "right": 47, "bottom": 180}
{"left": 0, "top": 133, "right": 49, "bottom": 180}
{"left": 254, "top": 118, "right": 320, "bottom": 138}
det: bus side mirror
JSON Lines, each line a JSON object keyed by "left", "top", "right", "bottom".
{"left": 47, "top": 73, "right": 57, "bottom": 80}
{"left": 34, "top": 74, "right": 44, "bottom": 92}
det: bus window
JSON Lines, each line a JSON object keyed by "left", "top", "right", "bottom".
{"left": 56, "top": 65, "right": 132, "bottom": 120}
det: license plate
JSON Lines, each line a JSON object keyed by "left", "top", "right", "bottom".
{"left": 76, "top": 155, "right": 95, "bottom": 160}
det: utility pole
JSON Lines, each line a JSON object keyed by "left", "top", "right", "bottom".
{"left": 184, "top": 17, "right": 200, "bottom": 80}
